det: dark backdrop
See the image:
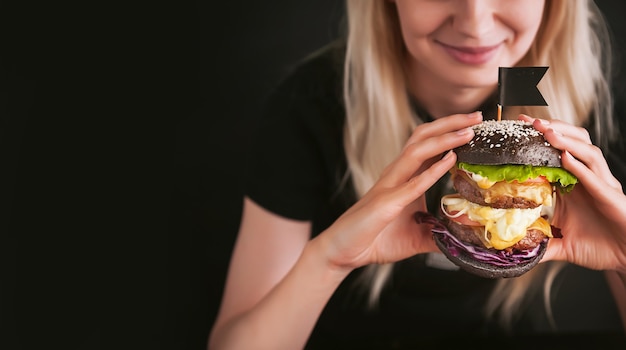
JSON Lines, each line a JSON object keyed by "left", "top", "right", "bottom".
{"left": 2, "top": 1, "right": 343, "bottom": 350}
{"left": 173, "top": 1, "right": 344, "bottom": 349}
{"left": 2, "top": 1, "right": 624, "bottom": 350}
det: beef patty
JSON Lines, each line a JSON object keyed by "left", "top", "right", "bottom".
{"left": 452, "top": 171, "right": 551, "bottom": 209}
{"left": 445, "top": 218, "right": 546, "bottom": 252}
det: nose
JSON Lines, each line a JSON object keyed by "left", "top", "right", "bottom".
{"left": 452, "top": 0, "right": 496, "bottom": 38}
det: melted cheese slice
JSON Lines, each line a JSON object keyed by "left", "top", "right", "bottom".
{"left": 470, "top": 172, "right": 497, "bottom": 189}
{"left": 442, "top": 196, "right": 552, "bottom": 250}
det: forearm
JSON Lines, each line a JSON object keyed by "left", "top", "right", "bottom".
{"left": 209, "top": 238, "right": 352, "bottom": 350}
{"left": 605, "top": 270, "right": 626, "bottom": 332}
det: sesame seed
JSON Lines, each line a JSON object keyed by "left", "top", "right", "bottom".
{"left": 471, "top": 120, "right": 542, "bottom": 138}
{"left": 467, "top": 120, "right": 553, "bottom": 153}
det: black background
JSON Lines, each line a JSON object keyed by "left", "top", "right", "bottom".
{"left": 2, "top": 1, "right": 625, "bottom": 349}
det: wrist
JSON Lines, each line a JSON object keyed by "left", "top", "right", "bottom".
{"left": 304, "top": 235, "right": 355, "bottom": 281}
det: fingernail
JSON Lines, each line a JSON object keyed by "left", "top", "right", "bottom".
{"left": 550, "top": 128, "right": 562, "bottom": 136}
{"left": 539, "top": 119, "right": 550, "bottom": 125}
{"left": 468, "top": 111, "right": 482, "bottom": 118}
{"left": 457, "top": 127, "right": 473, "bottom": 135}
{"left": 562, "top": 150, "right": 573, "bottom": 161}
{"left": 442, "top": 150, "right": 454, "bottom": 160}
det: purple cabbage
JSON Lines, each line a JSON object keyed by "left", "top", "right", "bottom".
{"left": 415, "top": 211, "right": 549, "bottom": 267}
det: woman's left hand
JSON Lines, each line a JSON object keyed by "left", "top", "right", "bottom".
{"left": 519, "top": 115, "right": 626, "bottom": 273}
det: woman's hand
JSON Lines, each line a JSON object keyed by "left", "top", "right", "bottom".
{"left": 313, "top": 112, "right": 483, "bottom": 272}
{"left": 519, "top": 115, "right": 626, "bottom": 273}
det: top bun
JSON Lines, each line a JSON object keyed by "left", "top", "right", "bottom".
{"left": 455, "top": 120, "right": 562, "bottom": 167}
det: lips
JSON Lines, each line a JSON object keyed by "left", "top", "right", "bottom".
{"left": 438, "top": 42, "right": 501, "bottom": 65}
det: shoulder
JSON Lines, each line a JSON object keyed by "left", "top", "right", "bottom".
{"left": 257, "top": 40, "right": 347, "bottom": 145}
{"left": 269, "top": 40, "right": 345, "bottom": 105}
{"left": 243, "top": 41, "right": 349, "bottom": 221}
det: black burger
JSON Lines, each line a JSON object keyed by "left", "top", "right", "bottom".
{"left": 416, "top": 120, "right": 578, "bottom": 278}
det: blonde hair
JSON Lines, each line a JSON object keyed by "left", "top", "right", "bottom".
{"left": 342, "top": 0, "right": 615, "bottom": 327}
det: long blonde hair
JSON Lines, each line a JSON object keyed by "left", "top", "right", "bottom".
{"left": 343, "top": 0, "right": 615, "bottom": 327}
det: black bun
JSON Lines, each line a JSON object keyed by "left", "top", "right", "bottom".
{"left": 433, "top": 232, "right": 547, "bottom": 279}
{"left": 455, "top": 120, "right": 562, "bottom": 167}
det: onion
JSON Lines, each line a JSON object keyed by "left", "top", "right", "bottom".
{"left": 440, "top": 194, "right": 467, "bottom": 218}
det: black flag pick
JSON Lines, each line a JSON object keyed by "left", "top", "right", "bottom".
{"left": 498, "top": 66, "right": 548, "bottom": 106}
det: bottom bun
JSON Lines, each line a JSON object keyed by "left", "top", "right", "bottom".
{"left": 432, "top": 232, "right": 547, "bottom": 279}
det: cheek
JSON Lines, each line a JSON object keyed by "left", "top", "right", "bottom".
{"left": 395, "top": 8, "right": 449, "bottom": 58}
{"left": 395, "top": 1, "right": 450, "bottom": 40}
{"left": 503, "top": 2, "right": 545, "bottom": 56}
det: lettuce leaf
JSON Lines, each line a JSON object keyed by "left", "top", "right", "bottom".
{"left": 457, "top": 162, "right": 578, "bottom": 192}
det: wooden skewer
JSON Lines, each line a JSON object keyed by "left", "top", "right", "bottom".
{"left": 497, "top": 104, "right": 502, "bottom": 121}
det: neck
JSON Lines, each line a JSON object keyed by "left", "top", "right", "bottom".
{"left": 408, "top": 64, "right": 496, "bottom": 119}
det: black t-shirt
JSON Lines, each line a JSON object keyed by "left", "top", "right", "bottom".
{"left": 244, "top": 42, "right": 625, "bottom": 348}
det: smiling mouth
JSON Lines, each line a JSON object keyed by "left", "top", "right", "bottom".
{"left": 438, "top": 42, "right": 501, "bottom": 65}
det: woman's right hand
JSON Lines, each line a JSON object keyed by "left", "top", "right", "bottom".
{"left": 313, "top": 111, "right": 483, "bottom": 273}
{"left": 210, "top": 112, "right": 482, "bottom": 350}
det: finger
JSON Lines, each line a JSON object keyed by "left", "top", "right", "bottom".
{"left": 405, "top": 111, "right": 483, "bottom": 146}
{"left": 544, "top": 129, "right": 619, "bottom": 188}
{"left": 378, "top": 127, "right": 472, "bottom": 187}
{"left": 379, "top": 150, "right": 457, "bottom": 212}
{"left": 344, "top": 150, "right": 455, "bottom": 216}
{"left": 542, "top": 237, "right": 566, "bottom": 263}
{"left": 561, "top": 149, "right": 622, "bottom": 194}
{"left": 404, "top": 150, "right": 457, "bottom": 198}
{"left": 517, "top": 114, "right": 535, "bottom": 123}
{"left": 347, "top": 151, "right": 457, "bottom": 237}
{"left": 372, "top": 151, "right": 456, "bottom": 221}
{"left": 526, "top": 116, "right": 592, "bottom": 144}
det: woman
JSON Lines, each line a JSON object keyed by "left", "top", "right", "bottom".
{"left": 210, "top": 1, "right": 626, "bottom": 349}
